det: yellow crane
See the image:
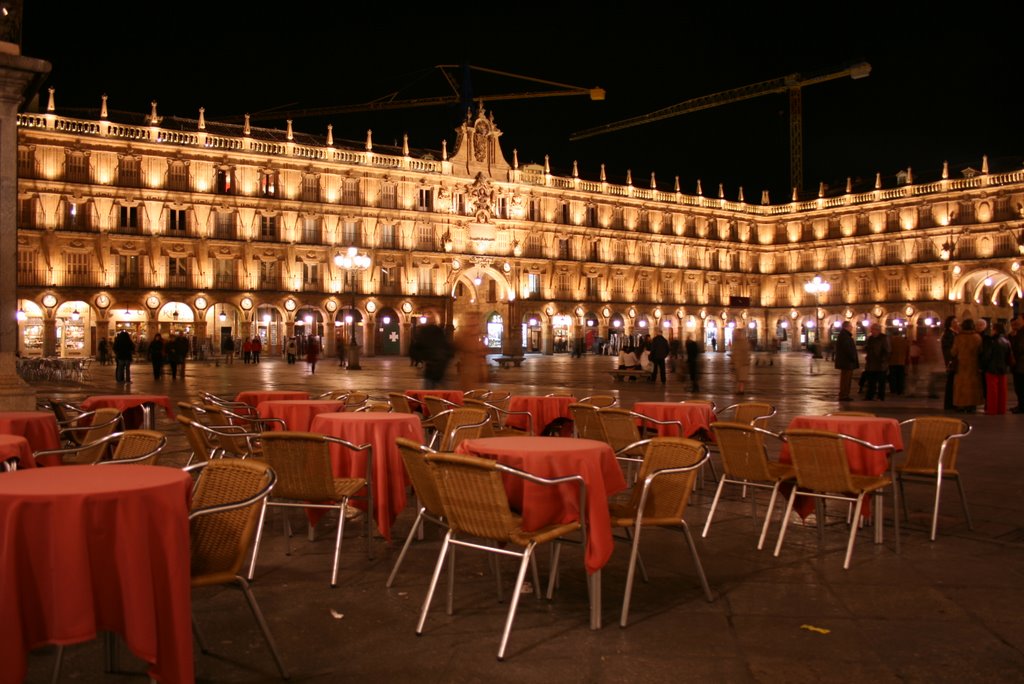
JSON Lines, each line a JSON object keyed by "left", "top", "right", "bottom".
{"left": 570, "top": 62, "right": 870, "bottom": 194}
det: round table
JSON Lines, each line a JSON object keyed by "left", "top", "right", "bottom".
{"left": 81, "top": 395, "right": 175, "bottom": 429}
{"left": 505, "top": 396, "right": 575, "bottom": 435}
{"left": 257, "top": 399, "right": 346, "bottom": 431}
{"left": 456, "top": 436, "right": 627, "bottom": 574}
{"left": 634, "top": 401, "right": 716, "bottom": 438}
{"left": 0, "top": 411, "right": 61, "bottom": 458}
{"left": 0, "top": 434, "right": 35, "bottom": 469}
{"left": 309, "top": 412, "right": 425, "bottom": 541}
{"left": 0, "top": 466, "right": 193, "bottom": 684}
{"left": 236, "top": 390, "right": 310, "bottom": 406}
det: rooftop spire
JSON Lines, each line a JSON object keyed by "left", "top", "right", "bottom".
{"left": 365, "top": 129, "right": 373, "bottom": 151}
{"left": 441, "top": 139, "right": 448, "bottom": 161}
{"left": 650, "top": 172, "right": 656, "bottom": 190}
{"left": 402, "top": 133, "right": 409, "bottom": 156}
{"left": 674, "top": 176, "right": 680, "bottom": 192}
{"left": 942, "top": 160, "right": 949, "bottom": 179}
{"left": 818, "top": 181, "right": 825, "bottom": 198}
{"left": 718, "top": 183, "right": 724, "bottom": 199}
{"left": 326, "top": 124, "right": 334, "bottom": 146}
{"left": 512, "top": 149, "right": 518, "bottom": 169}
{"left": 600, "top": 163, "right": 606, "bottom": 182}
{"left": 286, "top": 120, "right": 293, "bottom": 141}
{"left": 875, "top": 172, "right": 881, "bottom": 189}
{"left": 46, "top": 87, "right": 54, "bottom": 112}
{"left": 544, "top": 155, "right": 550, "bottom": 174}
{"left": 792, "top": 187, "right": 798, "bottom": 202}
{"left": 146, "top": 100, "right": 160, "bottom": 125}
{"left": 572, "top": 160, "right": 579, "bottom": 178}
{"left": 243, "top": 114, "right": 251, "bottom": 136}
{"left": 845, "top": 177, "right": 852, "bottom": 193}
{"left": 197, "top": 107, "right": 205, "bottom": 130}
{"left": 761, "top": 189, "right": 770, "bottom": 205}
{"left": 696, "top": 179, "right": 703, "bottom": 195}
{"left": 982, "top": 155, "right": 989, "bottom": 174}
{"left": 627, "top": 169, "right": 633, "bottom": 186}
{"left": 100, "top": 94, "right": 108, "bottom": 119}
{"left": 737, "top": 186, "right": 745, "bottom": 202}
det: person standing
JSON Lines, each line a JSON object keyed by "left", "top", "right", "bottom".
{"left": 863, "top": 323, "right": 890, "bottom": 401}
{"left": 306, "top": 335, "right": 320, "bottom": 374}
{"left": 171, "top": 332, "right": 189, "bottom": 379}
{"left": 981, "top": 322, "right": 1013, "bottom": 415}
{"left": 251, "top": 335, "right": 263, "bottom": 364}
{"left": 834, "top": 321, "right": 859, "bottom": 401}
{"left": 221, "top": 335, "right": 235, "bottom": 365}
{"left": 888, "top": 329, "right": 909, "bottom": 396}
{"left": 684, "top": 335, "right": 702, "bottom": 392}
{"left": 112, "top": 329, "right": 134, "bottom": 384}
{"left": 242, "top": 337, "right": 252, "bottom": 364}
{"left": 941, "top": 315, "right": 959, "bottom": 410}
{"left": 97, "top": 337, "right": 110, "bottom": 365}
{"left": 412, "top": 323, "right": 453, "bottom": 389}
{"left": 951, "top": 318, "right": 983, "bottom": 412}
{"left": 148, "top": 333, "right": 165, "bottom": 379}
{"left": 648, "top": 330, "right": 670, "bottom": 384}
{"left": 730, "top": 331, "right": 751, "bottom": 394}
{"left": 286, "top": 336, "right": 297, "bottom": 364}
{"left": 1010, "top": 315, "right": 1024, "bottom": 413}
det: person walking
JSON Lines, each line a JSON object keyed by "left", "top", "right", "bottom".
{"left": 148, "top": 333, "right": 165, "bottom": 379}
{"left": 411, "top": 323, "right": 453, "bottom": 389}
{"left": 684, "top": 335, "right": 702, "bottom": 392}
{"left": 306, "top": 335, "right": 320, "bottom": 374}
{"left": 171, "top": 332, "right": 189, "bottom": 379}
{"left": 863, "top": 323, "right": 890, "bottom": 401}
{"left": 730, "top": 331, "right": 751, "bottom": 394}
{"left": 941, "top": 315, "right": 959, "bottom": 410}
{"left": 648, "top": 330, "right": 670, "bottom": 384}
{"left": 251, "top": 335, "right": 263, "bottom": 364}
{"left": 221, "top": 335, "right": 235, "bottom": 365}
{"left": 981, "top": 322, "right": 1014, "bottom": 415}
{"left": 951, "top": 318, "right": 983, "bottom": 412}
{"left": 286, "top": 336, "right": 297, "bottom": 364}
{"left": 1010, "top": 315, "right": 1024, "bottom": 413}
{"left": 834, "top": 320, "right": 859, "bottom": 401}
{"left": 112, "top": 330, "right": 134, "bottom": 384}
{"left": 97, "top": 337, "right": 110, "bottom": 365}
{"left": 888, "top": 329, "right": 909, "bottom": 396}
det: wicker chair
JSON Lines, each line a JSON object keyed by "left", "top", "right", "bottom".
{"left": 183, "top": 417, "right": 264, "bottom": 460}
{"left": 578, "top": 394, "right": 617, "bottom": 408}
{"left": 416, "top": 451, "right": 585, "bottom": 660}
{"left": 464, "top": 389, "right": 492, "bottom": 400}
{"left": 717, "top": 402, "right": 776, "bottom": 428}
{"left": 32, "top": 429, "right": 166, "bottom": 466}
{"left": 610, "top": 437, "right": 714, "bottom": 627}
{"left": 200, "top": 402, "right": 286, "bottom": 433}
{"left": 704, "top": 422, "right": 793, "bottom": 549}
{"left": 355, "top": 399, "right": 392, "bottom": 412}
{"left": 176, "top": 414, "right": 220, "bottom": 465}
{"left": 386, "top": 438, "right": 444, "bottom": 588}
{"left": 188, "top": 459, "right": 288, "bottom": 679}
{"left": 568, "top": 403, "right": 604, "bottom": 440}
{"left": 50, "top": 407, "right": 123, "bottom": 463}
{"left": 342, "top": 391, "right": 369, "bottom": 411}
{"left": 465, "top": 398, "right": 531, "bottom": 437}
{"left": 198, "top": 391, "right": 259, "bottom": 418}
{"left": 896, "top": 417, "right": 973, "bottom": 540}
{"left": 249, "top": 431, "right": 374, "bottom": 587}
{"left": 596, "top": 408, "right": 682, "bottom": 461}
{"left": 774, "top": 428, "right": 900, "bottom": 569}
{"left": 388, "top": 392, "right": 418, "bottom": 414}
{"left": 430, "top": 408, "right": 491, "bottom": 451}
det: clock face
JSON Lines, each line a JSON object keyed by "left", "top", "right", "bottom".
{"left": 194, "top": 296, "right": 207, "bottom": 310}
{"left": 325, "top": 300, "right": 337, "bottom": 312}
{"left": 96, "top": 294, "right": 110, "bottom": 308}
{"left": 42, "top": 294, "right": 57, "bottom": 308}
{"left": 146, "top": 296, "right": 160, "bottom": 309}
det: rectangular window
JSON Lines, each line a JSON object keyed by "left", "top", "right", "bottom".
{"left": 117, "top": 157, "right": 140, "bottom": 187}
{"left": 614, "top": 242, "right": 626, "bottom": 263}
{"left": 168, "top": 162, "right": 189, "bottom": 191}
{"left": 418, "top": 188, "right": 433, "bottom": 212}
{"left": 561, "top": 203, "right": 571, "bottom": 225}
{"left": 858, "top": 278, "right": 872, "bottom": 300}
{"left": 118, "top": 255, "right": 142, "bottom": 288}
{"left": 168, "top": 209, "right": 187, "bottom": 234}
{"left": 526, "top": 234, "right": 543, "bottom": 258}
{"left": 342, "top": 221, "right": 361, "bottom": 246}
{"left": 638, "top": 279, "right": 651, "bottom": 299}
{"left": 556, "top": 273, "right": 570, "bottom": 295}
{"left": 685, "top": 280, "right": 697, "bottom": 301}
{"left": 612, "top": 207, "right": 624, "bottom": 230}
{"left": 417, "top": 224, "right": 435, "bottom": 250}
{"left": 214, "top": 259, "right": 235, "bottom": 289}
{"left": 379, "top": 266, "right": 395, "bottom": 294}
{"left": 589, "top": 241, "right": 600, "bottom": 262}
{"left": 528, "top": 198, "right": 540, "bottom": 222}
{"left": 261, "top": 171, "right": 277, "bottom": 198}
{"left": 527, "top": 273, "right": 542, "bottom": 298}
{"left": 17, "top": 147, "right": 34, "bottom": 177}
{"left": 302, "top": 262, "right": 320, "bottom": 288}
{"left": 63, "top": 201, "right": 85, "bottom": 230}
{"left": 586, "top": 205, "right": 597, "bottom": 227}
{"left": 917, "top": 275, "right": 934, "bottom": 299}
{"left": 215, "top": 212, "right": 235, "bottom": 240}
{"left": 66, "top": 153, "right": 89, "bottom": 183}
{"left": 379, "top": 223, "right": 397, "bottom": 249}
{"left": 774, "top": 283, "right": 788, "bottom": 305}
{"left": 301, "top": 176, "right": 319, "bottom": 202}
{"left": 167, "top": 256, "right": 189, "bottom": 288}
{"left": 380, "top": 184, "right": 397, "bottom": 209}
{"left": 886, "top": 277, "right": 902, "bottom": 297}
{"left": 828, "top": 249, "right": 842, "bottom": 269}
{"left": 454, "top": 193, "right": 465, "bottom": 215}
{"left": 66, "top": 252, "right": 89, "bottom": 276}
{"left": 259, "top": 215, "right": 278, "bottom": 241}
{"left": 612, "top": 275, "right": 625, "bottom": 296}
{"left": 558, "top": 239, "right": 570, "bottom": 260}
{"left": 119, "top": 205, "right": 139, "bottom": 233}
{"left": 301, "top": 217, "right": 321, "bottom": 243}
{"left": 994, "top": 234, "right": 1012, "bottom": 256}
{"left": 496, "top": 196, "right": 507, "bottom": 219}
{"left": 638, "top": 211, "right": 649, "bottom": 232}
{"left": 418, "top": 266, "right": 434, "bottom": 295}
{"left": 216, "top": 169, "right": 233, "bottom": 195}
{"left": 884, "top": 244, "right": 901, "bottom": 265}
{"left": 586, "top": 277, "right": 600, "bottom": 298}
{"left": 342, "top": 179, "right": 360, "bottom": 205}
{"left": 487, "top": 279, "right": 497, "bottom": 303}
{"left": 259, "top": 261, "right": 279, "bottom": 289}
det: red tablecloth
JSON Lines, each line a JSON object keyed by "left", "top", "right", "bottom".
{"left": 0, "top": 466, "right": 193, "bottom": 684}
{"left": 781, "top": 415, "right": 903, "bottom": 517}
{"left": 405, "top": 390, "right": 464, "bottom": 416}
{"left": 257, "top": 399, "right": 346, "bottom": 431}
{"left": 0, "top": 434, "right": 35, "bottom": 469}
{"left": 0, "top": 411, "right": 60, "bottom": 463}
{"left": 309, "top": 412, "right": 425, "bottom": 541}
{"left": 81, "top": 395, "right": 176, "bottom": 429}
{"left": 505, "top": 396, "right": 574, "bottom": 435}
{"left": 633, "top": 401, "right": 716, "bottom": 438}
{"left": 456, "top": 436, "right": 627, "bottom": 574}
{"left": 236, "top": 390, "right": 310, "bottom": 406}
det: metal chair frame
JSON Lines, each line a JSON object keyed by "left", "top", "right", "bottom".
{"left": 897, "top": 417, "right": 973, "bottom": 541}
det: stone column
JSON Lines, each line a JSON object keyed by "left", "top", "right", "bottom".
{"left": 42, "top": 317, "right": 56, "bottom": 357}
{"left": 401, "top": 321, "right": 412, "bottom": 356}
{"left": 364, "top": 313, "right": 376, "bottom": 356}
{"left": 0, "top": 48, "right": 50, "bottom": 410}
{"left": 541, "top": 322, "right": 553, "bottom": 355}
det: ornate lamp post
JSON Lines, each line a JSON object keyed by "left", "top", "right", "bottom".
{"left": 803, "top": 274, "right": 830, "bottom": 344}
{"left": 334, "top": 247, "right": 371, "bottom": 370}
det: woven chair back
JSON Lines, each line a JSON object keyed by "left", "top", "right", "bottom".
{"left": 730, "top": 402, "right": 775, "bottom": 428}
{"left": 463, "top": 398, "right": 503, "bottom": 427}
{"left": 397, "top": 437, "right": 445, "bottom": 518}
{"left": 596, "top": 408, "right": 642, "bottom": 452}
{"left": 438, "top": 408, "right": 490, "bottom": 452}
{"left": 784, "top": 429, "right": 857, "bottom": 493}
{"left": 579, "top": 394, "right": 617, "bottom": 408}
{"left": 66, "top": 408, "right": 122, "bottom": 464}
{"left": 622, "top": 437, "right": 705, "bottom": 523}
{"left": 176, "top": 415, "right": 216, "bottom": 463}
{"left": 110, "top": 430, "right": 166, "bottom": 465}
{"left": 904, "top": 417, "right": 966, "bottom": 472}
{"left": 426, "top": 452, "right": 517, "bottom": 541}
{"left": 464, "top": 389, "right": 491, "bottom": 400}
{"left": 260, "top": 432, "right": 338, "bottom": 501}
{"left": 711, "top": 421, "right": 773, "bottom": 481}
{"left": 422, "top": 395, "right": 455, "bottom": 418}
{"left": 343, "top": 392, "right": 369, "bottom": 411}
{"left": 190, "top": 459, "right": 274, "bottom": 586}
{"left": 569, "top": 403, "right": 604, "bottom": 441}
{"left": 200, "top": 404, "right": 257, "bottom": 456}
{"left": 388, "top": 393, "right": 414, "bottom": 413}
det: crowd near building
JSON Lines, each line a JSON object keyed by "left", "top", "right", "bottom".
{"left": 14, "top": 92, "right": 1024, "bottom": 362}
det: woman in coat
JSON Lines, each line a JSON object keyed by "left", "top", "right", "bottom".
{"left": 951, "top": 319, "right": 983, "bottom": 412}
{"left": 981, "top": 322, "right": 1013, "bottom": 415}
{"left": 730, "top": 332, "right": 752, "bottom": 394}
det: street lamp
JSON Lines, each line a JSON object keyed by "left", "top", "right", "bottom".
{"left": 803, "top": 274, "right": 830, "bottom": 343}
{"left": 334, "top": 247, "right": 371, "bottom": 370}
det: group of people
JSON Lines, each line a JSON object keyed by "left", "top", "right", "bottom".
{"left": 110, "top": 330, "right": 191, "bottom": 382}
{"left": 613, "top": 331, "right": 727, "bottom": 391}
{"left": 941, "top": 314, "right": 1022, "bottom": 414}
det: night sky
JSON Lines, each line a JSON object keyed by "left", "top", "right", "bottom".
{"left": 21, "top": 4, "right": 1024, "bottom": 201}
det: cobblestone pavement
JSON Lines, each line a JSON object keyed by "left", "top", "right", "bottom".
{"left": 19, "top": 351, "right": 1024, "bottom": 683}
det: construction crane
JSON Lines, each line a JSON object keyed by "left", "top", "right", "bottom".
{"left": 246, "top": 64, "right": 605, "bottom": 123}
{"left": 570, "top": 62, "right": 870, "bottom": 194}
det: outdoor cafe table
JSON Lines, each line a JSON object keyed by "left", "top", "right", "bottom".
{"left": 81, "top": 394, "right": 175, "bottom": 429}
{"left": 235, "top": 390, "right": 309, "bottom": 406}
{"left": 257, "top": 399, "right": 346, "bottom": 431}
{"left": 456, "top": 435, "right": 627, "bottom": 629}
{"left": 633, "top": 401, "right": 716, "bottom": 438}
{"left": 0, "top": 411, "right": 60, "bottom": 465}
{"left": 505, "top": 395, "right": 574, "bottom": 435}
{"left": 405, "top": 389, "right": 464, "bottom": 415}
{"left": 0, "top": 465, "right": 193, "bottom": 684}
{"left": 781, "top": 414, "right": 904, "bottom": 518}
{"left": 0, "top": 434, "right": 35, "bottom": 469}
{"left": 308, "top": 412, "right": 425, "bottom": 541}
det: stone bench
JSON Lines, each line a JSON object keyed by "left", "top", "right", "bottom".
{"left": 494, "top": 356, "right": 526, "bottom": 369}
{"left": 609, "top": 369, "right": 651, "bottom": 382}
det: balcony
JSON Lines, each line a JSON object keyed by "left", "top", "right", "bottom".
{"left": 111, "top": 223, "right": 144, "bottom": 236}
{"left": 117, "top": 272, "right": 148, "bottom": 289}
{"left": 213, "top": 274, "right": 239, "bottom": 290}
{"left": 213, "top": 225, "right": 237, "bottom": 240}
{"left": 258, "top": 274, "right": 286, "bottom": 290}
{"left": 166, "top": 272, "right": 205, "bottom": 290}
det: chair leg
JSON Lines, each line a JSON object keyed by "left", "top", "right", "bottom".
{"left": 247, "top": 499, "right": 270, "bottom": 580}
{"left": 51, "top": 645, "right": 64, "bottom": 684}
{"left": 491, "top": 551, "right": 504, "bottom": 603}
{"left": 622, "top": 526, "right": 649, "bottom": 583}
{"left": 773, "top": 487, "right": 799, "bottom": 558}
{"left": 418, "top": 532, "right": 451, "bottom": 634}
{"left": 331, "top": 501, "right": 347, "bottom": 587}
{"left": 844, "top": 495, "right": 866, "bottom": 569}
{"left": 546, "top": 543, "right": 562, "bottom": 599}
{"left": 365, "top": 489, "right": 375, "bottom": 560}
{"left": 898, "top": 474, "right": 909, "bottom": 524}
{"left": 681, "top": 522, "right": 713, "bottom": 602}
{"left": 446, "top": 545, "right": 456, "bottom": 616}
{"left": 702, "top": 478, "right": 727, "bottom": 538}
{"left": 530, "top": 552, "right": 542, "bottom": 601}
{"left": 758, "top": 482, "right": 782, "bottom": 551}
{"left": 955, "top": 475, "right": 974, "bottom": 531}
{"left": 620, "top": 521, "right": 645, "bottom": 628}
{"left": 386, "top": 508, "right": 425, "bottom": 588}
{"left": 238, "top": 577, "right": 289, "bottom": 679}
{"left": 497, "top": 544, "right": 534, "bottom": 660}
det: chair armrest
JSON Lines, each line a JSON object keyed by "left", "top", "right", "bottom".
{"left": 186, "top": 464, "right": 277, "bottom": 520}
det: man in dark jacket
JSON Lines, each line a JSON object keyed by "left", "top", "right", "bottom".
{"left": 684, "top": 335, "right": 702, "bottom": 392}
{"left": 834, "top": 321, "right": 859, "bottom": 401}
{"left": 112, "top": 330, "right": 135, "bottom": 384}
{"left": 863, "top": 323, "right": 890, "bottom": 401}
{"left": 648, "top": 330, "right": 670, "bottom": 383}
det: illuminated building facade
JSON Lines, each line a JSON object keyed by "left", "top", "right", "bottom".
{"left": 14, "top": 96, "right": 1024, "bottom": 359}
